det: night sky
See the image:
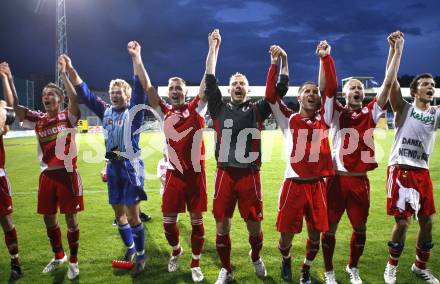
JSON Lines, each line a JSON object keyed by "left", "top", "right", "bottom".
{"left": 1, "top": 0, "right": 439, "bottom": 89}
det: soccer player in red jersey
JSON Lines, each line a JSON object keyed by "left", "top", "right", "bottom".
{"left": 384, "top": 37, "right": 439, "bottom": 283}
{"left": 320, "top": 32, "right": 404, "bottom": 284}
{"left": 265, "top": 44, "right": 335, "bottom": 283}
{"left": 135, "top": 32, "right": 217, "bottom": 282}
{"left": 3, "top": 57, "right": 82, "bottom": 280}
{"left": 0, "top": 62, "right": 23, "bottom": 279}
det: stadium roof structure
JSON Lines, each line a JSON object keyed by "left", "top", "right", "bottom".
{"left": 157, "top": 86, "right": 440, "bottom": 99}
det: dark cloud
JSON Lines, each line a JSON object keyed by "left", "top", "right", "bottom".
{"left": 0, "top": 0, "right": 439, "bottom": 90}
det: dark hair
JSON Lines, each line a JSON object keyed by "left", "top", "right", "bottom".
{"left": 43, "top": 83, "right": 64, "bottom": 98}
{"left": 298, "top": 81, "right": 318, "bottom": 95}
{"left": 409, "top": 73, "right": 434, "bottom": 97}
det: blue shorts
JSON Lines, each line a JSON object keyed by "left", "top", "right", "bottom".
{"left": 107, "top": 159, "right": 147, "bottom": 205}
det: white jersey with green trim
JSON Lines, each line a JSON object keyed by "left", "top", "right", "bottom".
{"left": 388, "top": 101, "right": 440, "bottom": 169}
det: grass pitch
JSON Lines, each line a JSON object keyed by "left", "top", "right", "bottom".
{"left": 0, "top": 130, "right": 439, "bottom": 283}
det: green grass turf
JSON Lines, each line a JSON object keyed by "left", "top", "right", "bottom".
{"left": 0, "top": 130, "right": 439, "bottom": 283}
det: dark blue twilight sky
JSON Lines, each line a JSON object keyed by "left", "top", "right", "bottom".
{"left": 0, "top": 0, "right": 439, "bottom": 89}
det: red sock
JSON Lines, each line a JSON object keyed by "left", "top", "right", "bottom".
{"left": 415, "top": 246, "right": 431, "bottom": 270}
{"left": 302, "top": 239, "right": 319, "bottom": 270}
{"left": 249, "top": 232, "right": 263, "bottom": 262}
{"left": 322, "top": 233, "right": 335, "bottom": 271}
{"left": 278, "top": 244, "right": 291, "bottom": 259}
{"left": 349, "top": 231, "right": 366, "bottom": 268}
{"left": 190, "top": 217, "right": 204, "bottom": 268}
{"left": 216, "top": 234, "right": 232, "bottom": 272}
{"left": 388, "top": 241, "right": 404, "bottom": 266}
{"left": 67, "top": 228, "right": 80, "bottom": 263}
{"left": 163, "top": 217, "right": 181, "bottom": 256}
{"left": 47, "top": 225, "right": 65, "bottom": 259}
{"left": 5, "top": 227, "right": 20, "bottom": 266}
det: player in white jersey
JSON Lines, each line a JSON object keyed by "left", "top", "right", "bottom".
{"left": 321, "top": 31, "right": 404, "bottom": 284}
{"left": 384, "top": 65, "right": 439, "bottom": 283}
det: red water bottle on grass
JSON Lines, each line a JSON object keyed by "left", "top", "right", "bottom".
{"left": 112, "top": 260, "right": 133, "bottom": 270}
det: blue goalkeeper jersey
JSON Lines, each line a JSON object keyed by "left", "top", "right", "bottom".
{"left": 75, "top": 75, "right": 147, "bottom": 156}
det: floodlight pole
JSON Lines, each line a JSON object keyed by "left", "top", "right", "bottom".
{"left": 55, "top": 0, "right": 67, "bottom": 89}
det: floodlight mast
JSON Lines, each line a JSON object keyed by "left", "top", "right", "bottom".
{"left": 55, "top": 0, "right": 67, "bottom": 91}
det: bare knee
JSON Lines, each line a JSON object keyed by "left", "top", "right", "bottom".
{"left": 43, "top": 214, "right": 58, "bottom": 228}
{"left": 353, "top": 223, "right": 366, "bottom": 233}
{"left": 246, "top": 220, "right": 262, "bottom": 237}
{"left": 216, "top": 219, "right": 231, "bottom": 235}
{"left": 64, "top": 214, "right": 78, "bottom": 230}
{"left": 419, "top": 216, "right": 433, "bottom": 231}
{"left": 112, "top": 205, "right": 128, "bottom": 225}
{"left": 279, "top": 232, "right": 294, "bottom": 248}
{"left": 395, "top": 218, "right": 409, "bottom": 231}
{"left": 0, "top": 214, "right": 14, "bottom": 232}
{"left": 325, "top": 223, "right": 338, "bottom": 235}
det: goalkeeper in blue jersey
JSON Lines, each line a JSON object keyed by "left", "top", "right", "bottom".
{"left": 63, "top": 41, "right": 150, "bottom": 277}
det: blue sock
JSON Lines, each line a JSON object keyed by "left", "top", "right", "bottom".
{"left": 118, "top": 223, "right": 135, "bottom": 253}
{"left": 131, "top": 222, "right": 145, "bottom": 262}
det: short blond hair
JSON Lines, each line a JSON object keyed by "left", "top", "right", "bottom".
{"left": 168, "top": 77, "right": 186, "bottom": 87}
{"left": 108, "top": 79, "right": 132, "bottom": 98}
{"left": 343, "top": 79, "right": 364, "bottom": 94}
{"left": 229, "top": 72, "right": 249, "bottom": 86}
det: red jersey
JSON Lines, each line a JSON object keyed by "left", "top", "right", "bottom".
{"left": 21, "top": 109, "right": 79, "bottom": 171}
{"left": 331, "top": 98, "right": 385, "bottom": 173}
{"left": 265, "top": 56, "right": 336, "bottom": 179}
{"left": 154, "top": 96, "right": 207, "bottom": 173}
{"left": 0, "top": 136, "right": 5, "bottom": 169}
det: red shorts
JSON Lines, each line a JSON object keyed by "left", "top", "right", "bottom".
{"left": 386, "top": 166, "right": 435, "bottom": 218}
{"left": 327, "top": 174, "right": 370, "bottom": 228}
{"left": 212, "top": 167, "right": 263, "bottom": 222}
{"left": 38, "top": 168, "right": 84, "bottom": 215}
{"left": 276, "top": 178, "right": 328, "bottom": 233}
{"left": 0, "top": 170, "right": 13, "bottom": 216}
{"left": 162, "top": 168, "right": 207, "bottom": 213}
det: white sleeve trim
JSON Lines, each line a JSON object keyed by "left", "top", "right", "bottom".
{"left": 195, "top": 99, "right": 208, "bottom": 117}
{"left": 269, "top": 101, "right": 290, "bottom": 130}
{"left": 372, "top": 101, "right": 386, "bottom": 124}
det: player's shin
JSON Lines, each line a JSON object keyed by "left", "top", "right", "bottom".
{"left": 190, "top": 216, "right": 204, "bottom": 268}
{"left": 322, "top": 233, "right": 336, "bottom": 271}
{"left": 131, "top": 222, "right": 145, "bottom": 261}
{"left": 349, "top": 230, "right": 366, "bottom": 268}
{"left": 67, "top": 226, "right": 80, "bottom": 263}
{"left": 163, "top": 216, "right": 181, "bottom": 255}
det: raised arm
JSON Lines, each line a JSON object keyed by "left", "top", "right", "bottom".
{"left": 317, "top": 41, "right": 329, "bottom": 92}
{"left": 384, "top": 31, "right": 405, "bottom": 113}
{"left": 316, "top": 41, "right": 337, "bottom": 126}
{"left": 127, "top": 40, "right": 158, "bottom": 107}
{"left": 205, "top": 29, "right": 220, "bottom": 76}
{"left": 264, "top": 46, "right": 292, "bottom": 130}
{"left": 0, "top": 62, "right": 27, "bottom": 121}
{"left": 316, "top": 41, "right": 336, "bottom": 97}
{"left": 266, "top": 45, "right": 289, "bottom": 103}
{"left": 274, "top": 45, "right": 289, "bottom": 99}
{"left": 199, "top": 29, "right": 221, "bottom": 101}
{"left": 204, "top": 29, "right": 223, "bottom": 118}
{"left": 65, "top": 56, "right": 107, "bottom": 119}
{"left": 59, "top": 55, "right": 80, "bottom": 117}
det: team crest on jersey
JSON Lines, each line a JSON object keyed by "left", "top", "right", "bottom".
{"left": 361, "top": 107, "right": 369, "bottom": 114}
{"left": 182, "top": 109, "right": 190, "bottom": 118}
{"left": 117, "top": 117, "right": 124, "bottom": 126}
{"left": 58, "top": 113, "right": 66, "bottom": 120}
{"left": 107, "top": 118, "right": 113, "bottom": 125}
